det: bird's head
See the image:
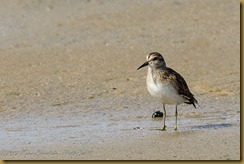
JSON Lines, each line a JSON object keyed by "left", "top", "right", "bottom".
{"left": 137, "top": 52, "right": 166, "bottom": 70}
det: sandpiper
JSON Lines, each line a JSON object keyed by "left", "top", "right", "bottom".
{"left": 137, "top": 52, "right": 198, "bottom": 131}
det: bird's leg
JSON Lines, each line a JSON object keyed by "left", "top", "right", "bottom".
{"left": 174, "top": 105, "right": 178, "bottom": 131}
{"left": 161, "top": 104, "right": 166, "bottom": 131}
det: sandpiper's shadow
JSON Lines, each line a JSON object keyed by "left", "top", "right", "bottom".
{"left": 190, "top": 123, "right": 233, "bottom": 130}
{"left": 148, "top": 123, "right": 234, "bottom": 131}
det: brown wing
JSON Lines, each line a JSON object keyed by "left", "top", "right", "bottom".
{"left": 166, "top": 68, "right": 198, "bottom": 107}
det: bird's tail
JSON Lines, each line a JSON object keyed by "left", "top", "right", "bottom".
{"left": 185, "top": 96, "right": 198, "bottom": 108}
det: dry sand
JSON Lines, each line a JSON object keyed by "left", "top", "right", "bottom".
{"left": 0, "top": 0, "right": 240, "bottom": 160}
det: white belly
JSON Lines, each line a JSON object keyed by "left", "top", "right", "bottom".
{"left": 146, "top": 69, "right": 185, "bottom": 105}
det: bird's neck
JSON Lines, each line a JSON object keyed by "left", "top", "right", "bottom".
{"left": 148, "top": 66, "right": 167, "bottom": 72}
{"left": 148, "top": 67, "right": 167, "bottom": 84}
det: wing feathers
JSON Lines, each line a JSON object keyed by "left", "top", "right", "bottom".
{"left": 165, "top": 68, "right": 198, "bottom": 108}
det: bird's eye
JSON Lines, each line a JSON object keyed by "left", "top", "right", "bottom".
{"left": 153, "top": 57, "right": 158, "bottom": 61}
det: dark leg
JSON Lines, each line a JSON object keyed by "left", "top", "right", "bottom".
{"left": 161, "top": 104, "right": 166, "bottom": 131}
{"left": 174, "top": 105, "right": 178, "bottom": 131}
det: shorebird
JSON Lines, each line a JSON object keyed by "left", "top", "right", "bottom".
{"left": 137, "top": 52, "right": 198, "bottom": 131}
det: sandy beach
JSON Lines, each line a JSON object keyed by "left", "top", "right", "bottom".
{"left": 0, "top": 0, "right": 240, "bottom": 160}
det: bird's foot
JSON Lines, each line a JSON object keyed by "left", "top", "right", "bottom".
{"left": 174, "top": 127, "right": 177, "bottom": 131}
{"left": 161, "top": 125, "right": 166, "bottom": 131}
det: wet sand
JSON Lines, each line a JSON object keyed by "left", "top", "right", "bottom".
{"left": 0, "top": 0, "right": 240, "bottom": 160}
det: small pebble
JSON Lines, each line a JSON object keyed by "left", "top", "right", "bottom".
{"left": 133, "top": 127, "right": 143, "bottom": 130}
